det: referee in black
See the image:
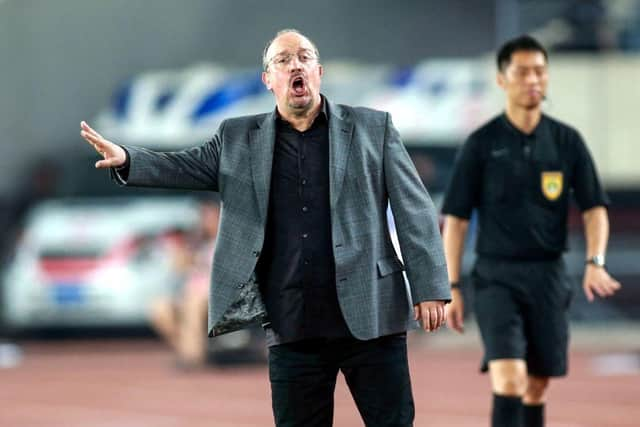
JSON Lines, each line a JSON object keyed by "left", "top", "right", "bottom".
{"left": 441, "top": 35, "right": 621, "bottom": 427}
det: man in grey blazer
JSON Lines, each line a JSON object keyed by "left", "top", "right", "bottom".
{"left": 81, "top": 29, "right": 450, "bottom": 427}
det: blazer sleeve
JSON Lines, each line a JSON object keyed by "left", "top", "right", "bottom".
{"left": 110, "top": 121, "right": 225, "bottom": 192}
{"left": 383, "top": 113, "right": 451, "bottom": 304}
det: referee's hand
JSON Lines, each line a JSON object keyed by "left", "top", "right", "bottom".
{"left": 583, "top": 265, "right": 621, "bottom": 302}
{"left": 445, "top": 289, "right": 464, "bottom": 333}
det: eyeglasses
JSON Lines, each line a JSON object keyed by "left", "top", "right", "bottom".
{"left": 266, "top": 50, "right": 318, "bottom": 70}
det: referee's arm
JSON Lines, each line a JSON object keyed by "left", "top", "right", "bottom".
{"left": 571, "top": 131, "right": 620, "bottom": 302}
{"left": 441, "top": 134, "right": 482, "bottom": 333}
{"left": 442, "top": 215, "right": 469, "bottom": 333}
{"left": 582, "top": 206, "right": 621, "bottom": 301}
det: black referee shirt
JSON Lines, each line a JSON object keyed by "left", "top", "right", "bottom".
{"left": 256, "top": 99, "right": 351, "bottom": 345}
{"left": 442, "top": 113, "right": 609, "bottom": 260}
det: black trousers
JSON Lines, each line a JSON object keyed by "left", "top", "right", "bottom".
{"left": 268, "top": 333, "right": 414, "bottom": 427}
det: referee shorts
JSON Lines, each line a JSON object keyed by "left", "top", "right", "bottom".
{"left": 472, "top": 256, "right": 573, "bottom": 377}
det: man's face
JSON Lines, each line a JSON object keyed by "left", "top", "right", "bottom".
{"left": 497, "top": 50, "right": 548, "bottom": 110}
{"left": 261, "top": 32, "right": 323, "bottom": 116}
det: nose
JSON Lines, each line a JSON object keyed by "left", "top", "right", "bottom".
{"left": 288, "top": 55, "right": 303, "bottom": 71}
{"left": 524, "top": 70, "right": 539, "bottom": 84}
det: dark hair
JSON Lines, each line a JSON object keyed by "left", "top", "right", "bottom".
{"left": 496, "top": 35, "right": 548, "bottom": 72}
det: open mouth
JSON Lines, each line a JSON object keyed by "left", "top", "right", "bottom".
{"left": 291, "top": 76, "right": 306, "bottom": 96}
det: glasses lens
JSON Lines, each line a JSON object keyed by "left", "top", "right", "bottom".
{"left": 270, "top": 51, "right": 316, "bottom": 69}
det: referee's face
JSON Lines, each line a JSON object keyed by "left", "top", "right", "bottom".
{"left": 498, "top": 50, "right": 548, "bottom": 110}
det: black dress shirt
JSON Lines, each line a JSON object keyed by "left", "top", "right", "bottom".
{"left": 257, "top": 100, "right": 351, "bottom": 345}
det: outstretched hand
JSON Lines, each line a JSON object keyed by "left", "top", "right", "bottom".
{"left": 414, "top": 300, "right": 446, "bottom": 332}
{"left": 80, "top": 121, "right": 126, "bottom": 169}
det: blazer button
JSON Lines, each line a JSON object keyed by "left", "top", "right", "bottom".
{"left": 252, "top": 250, "right": 261, "bottom": 257}
{"left": 237, "top": 282, "right": 245, "bottom": 289}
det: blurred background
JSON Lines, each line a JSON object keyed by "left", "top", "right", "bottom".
{"left": 1, "top": 1, "right": 639, "bottom": 426}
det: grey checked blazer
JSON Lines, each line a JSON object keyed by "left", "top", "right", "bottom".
{"left": 115, "top": 99, "right": 450, "bottom": 339}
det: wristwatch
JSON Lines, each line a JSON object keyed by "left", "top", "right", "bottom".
{"left": 585, "top": 254, "right": 606, "bottom": 268}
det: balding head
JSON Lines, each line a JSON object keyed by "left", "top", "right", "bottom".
{"left": 262, "top": 29, "right": 320, "bottom": 71}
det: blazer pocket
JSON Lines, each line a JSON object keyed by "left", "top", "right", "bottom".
{"left": 377, "top": 257, "right": 405, "bottom": 278}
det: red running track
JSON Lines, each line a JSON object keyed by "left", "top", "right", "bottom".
{"left": 0, "top": 337, "right": 638, "bottom": 426}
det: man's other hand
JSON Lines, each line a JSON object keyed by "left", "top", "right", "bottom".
{"left": 414, "top": 300, "right": 446, "bottom": 332}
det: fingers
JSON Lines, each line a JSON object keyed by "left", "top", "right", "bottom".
{"left": 423, "top": 308, "right": 431, "bottom": 332}
{"left": 415, "top": 302, "right": 446, "bottom": 332}
{"left": 599, "top": 278, "right": 619, "bottom": 297}
{"left": 592, "top": 282, "right": 608, "bottom": 299}
{"left": 80, "top": 121, "right": 103, "bottom": 140}
{"left": 447, "top": 306, "right": 464, "bottom": 334}
{"left": 454, "top": 309, "right": 464, "bottom": 333}
{"left": 584, "top": 267, "right": 622, "bottom": 302}
{"left": 80, "top": 121, "right": 109, "bottom": 154}
{"left": 438, "top": 304, "right": 446, "bottom": 329}
{"left": 586, "top": 281, "right": 606, "bottom": 300}
{"left": 95, "top": 158, "right": 117, "bottom": 169}
{"left": 584, "top": 282, "right": 594, "bottom": 302}
{"left": 599, "top": 279, "right": 620, "bottom": 297}
{"left": 606, "top": 277, "right": 622, "bottom": 293}
{"left": 80, "top": 129, "right": 104, "bottom": 148}
{"left": 584, "top": 277, "right": 622, "bottom": 302}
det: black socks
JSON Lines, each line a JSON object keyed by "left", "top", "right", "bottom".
{"left": 492, "top": 394, "right": 523, "bottom": 427}
{"left": 491, "top": 395, "right": 545, "bottom": 427}
{"left": 523, "top": 403, "right": 544, "bottom": 427}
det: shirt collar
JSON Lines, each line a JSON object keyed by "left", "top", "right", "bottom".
{"left": 275, "top": 94, "right": 328, "bottom": 125}
{"left": 500, "top": 112, "right": 546, "bottom": 138}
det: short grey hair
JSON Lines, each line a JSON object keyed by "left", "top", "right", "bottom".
{"left": 262, "top": 28, "right": 320, "bottom": 71}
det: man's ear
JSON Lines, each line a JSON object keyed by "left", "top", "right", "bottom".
{"left": 318, "top": 64, "right": 324, "bottom": 77}
{"left": 496, "top": 72, "right": 506, "bottom": 90}
{"left": 262, "top": 71, "right": 271, "bottom": 91}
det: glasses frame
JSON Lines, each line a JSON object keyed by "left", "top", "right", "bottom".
{"left": 266, "top": 49, "right": 318, "bottom": 71}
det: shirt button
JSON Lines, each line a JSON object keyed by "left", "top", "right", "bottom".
{"left": 302, "top": 206, "right": 308, "bottom": 212}
{"left": 304, "top": 259, "right": 310, "bottom": 265}
{"left": 302, "top": 233, "right": 308, "bottom": 239}
{"left": 301, "top": 179, "right": 307, "bottom": 185}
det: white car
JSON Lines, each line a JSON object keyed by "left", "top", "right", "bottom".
{"left": 2, "top": 197, "right": 200, "bottom": 330}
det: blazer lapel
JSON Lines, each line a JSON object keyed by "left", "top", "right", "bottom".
{"left": 328, "top": 101, "right": 354, "bottom": 209}
{"left": 249, "top": 112, "right": 276, "bottom": 225}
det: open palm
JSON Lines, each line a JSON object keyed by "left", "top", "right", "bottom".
{"left": 80, "top": 121, "right": 126, "bottom": 168}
